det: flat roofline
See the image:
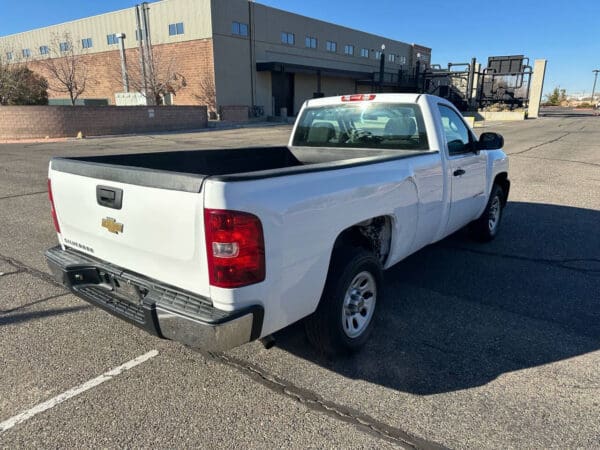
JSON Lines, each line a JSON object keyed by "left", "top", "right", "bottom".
{"left": 256, "top": 61, "right": 373, "bottom": 79}
{"left": 0, "top": 5, "right": 137, "bottom": 39}
{"left": 412, "top": 43, "right": 432, "bottom": 52}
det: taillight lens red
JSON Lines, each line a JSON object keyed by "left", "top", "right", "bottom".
{"left": 47, "top": 179, "right": 61, "bottom": 234}
{"left": 204, "top": 209, "right": 265, "bottom": 288}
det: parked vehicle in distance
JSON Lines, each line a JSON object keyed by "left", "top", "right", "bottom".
{"left": 46, "top": 94, "right": 509, "bottom": 355}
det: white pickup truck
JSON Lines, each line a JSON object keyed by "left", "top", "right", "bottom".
{"left": 46, "top": 94, "right": 509, "bottom": 355}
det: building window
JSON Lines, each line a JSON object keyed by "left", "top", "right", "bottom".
{"left": 81, "top": 38, "right": 93, "bottom": 49}
{"left": 374, "top": 50, "right": 382, "bottom": 59}
{"left": 344, "top": 44, "right": 354, "bottom": 56}
{"left": 281, "top": 32, "right": 295, "bottom": 45}
{"left": 388, "top": 53, "right": 396, "bottom": 63}
{"left": 360, "top": 48, "right": 369, "bottom": 58}
{"left": 22, "top": 48, "right": 31, "bottom": 58}
{"left": 326, "top": 41, "right": 337, "bottom": 52}
{"left": 305, "top": 36, "right": 317, "bottom": 49}
{"left": 107, "top": 34, "right": 118, "bottom": 45}
{"left": 232, "top": 21, "right": 248, "bottom": 36}
{"left": 39, "top": 46, "right": 49, "bottom": 55}
{"left": 399, "top": 56, "right": 407, "bottom": 64}
{"left": 169, "top": 22, "right": 184, "bottom": 36}
{"left": 6, "top": 52, "right": 13, "bottom": 60}
{"left": 59, "top": 42, "right": 71, "bottom": 52}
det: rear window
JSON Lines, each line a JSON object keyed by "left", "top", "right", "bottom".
{"left": 292, "top": 102, "right": 429, "bottom": 150}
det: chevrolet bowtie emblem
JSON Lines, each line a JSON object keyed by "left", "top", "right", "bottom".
{"left": 101, "top": 217, "right": 124, "bottom": 234}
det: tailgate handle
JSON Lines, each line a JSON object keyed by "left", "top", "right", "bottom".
{"left": 97, "top": 185, "right": 123, "bottom": 210}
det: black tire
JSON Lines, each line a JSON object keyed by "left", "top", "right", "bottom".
{"left": 470, "top": 184, "right": 505, "bottom": 242}
{"left": 305, "top": 247, "right": 383, "bottom": 356}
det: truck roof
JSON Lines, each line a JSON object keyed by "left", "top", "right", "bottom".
{"left": 304, "top": 93, "right": 424, "bottom": 108}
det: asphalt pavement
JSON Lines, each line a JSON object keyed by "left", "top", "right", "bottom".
{"left": 0, "top": 112, "right": 598, "bottom": 448}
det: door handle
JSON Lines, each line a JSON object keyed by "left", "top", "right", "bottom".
{"left": 453, "top": 169, "right": 466, "bottom": 176}
{"left": 97, "top": 185, "right": 123, "bottom": 209}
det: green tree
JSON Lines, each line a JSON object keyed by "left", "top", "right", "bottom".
{"left": 560, "top": 89, "right": 567, "bottom": 102}
{"left": 546, "top": 87, "right": 561, "bottom": 106}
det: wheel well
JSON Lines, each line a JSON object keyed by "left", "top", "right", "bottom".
{"left": 333, "top": 216, "right": 392, "bottom": 265}
{"left": 494, "top": 172, "right": 510, "bottom": 205}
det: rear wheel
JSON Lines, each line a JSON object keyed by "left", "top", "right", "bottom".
{"left": 305, "top": 248, "right": 382, "bottom": 356}
{"left": 470, "top": 184, "right": 504, "bottom": 242}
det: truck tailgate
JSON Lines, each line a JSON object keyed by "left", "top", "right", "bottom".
{"left": 49, "top": 167, "right": 210, "bottom": 299}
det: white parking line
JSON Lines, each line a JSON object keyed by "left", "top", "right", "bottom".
{"left": 0, "top": 350, "right": 159, "bottom": 434}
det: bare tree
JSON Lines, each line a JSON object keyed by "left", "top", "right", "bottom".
{"left": 126, "top": 46, "right": 186, "bottom": 105}
{"left": 39, "top": 32, "right": 89, "bottom": 105}
{"left": 193, "top": 72, "right": 217, "bottom": 117}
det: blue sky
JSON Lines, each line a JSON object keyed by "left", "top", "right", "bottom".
{"left": 1, "top": 0, "right": 598, "bottom": 95}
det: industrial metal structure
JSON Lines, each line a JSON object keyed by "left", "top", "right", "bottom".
{"left": 348, "top": 53, "right": 539, "bottom": 113}
{"left": 370, "top": 54, "right": 535, "bottom": 111}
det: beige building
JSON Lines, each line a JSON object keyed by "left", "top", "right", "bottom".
{"left": 0, "top": 0, "right": 431, "bottom": 116}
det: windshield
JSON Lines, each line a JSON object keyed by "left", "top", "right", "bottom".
{"left": 292, "top": 102, "right": 429, "bottom": 150}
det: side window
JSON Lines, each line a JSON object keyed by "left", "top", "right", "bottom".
{"left": 438, "top": 105, "right": 471, "bottom": 155}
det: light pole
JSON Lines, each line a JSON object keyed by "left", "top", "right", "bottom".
{"left": 116, "top": 33, "right": 129, "bottom": 93}
{"left": 592, "top": 69, "right": 600, "bottom": 104}
{"left": 379, "top": 44, "right": 386, "bottom": 92}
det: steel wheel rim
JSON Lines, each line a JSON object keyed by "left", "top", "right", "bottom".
{"left": 342, "top": 271, "right": 377, "bottom": 338}
{"left": 488, "top": 195, "right": 501, "bottom": 233}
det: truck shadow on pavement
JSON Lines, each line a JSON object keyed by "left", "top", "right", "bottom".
{"left": 0, "top": 305, "right": 90, "bottom": 326}
{"left": 274, "top": 201, "right": 600, "bottom": 395}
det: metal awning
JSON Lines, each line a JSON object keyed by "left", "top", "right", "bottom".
{"left": 256, "top": 62, "right": 373, "bottom": 80}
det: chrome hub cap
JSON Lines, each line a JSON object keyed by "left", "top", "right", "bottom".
{"left": 488, "top": 195, "right": 501, "bottom": 233}
{"left": 342, "top": 271, "right": 377, "bottom": 338}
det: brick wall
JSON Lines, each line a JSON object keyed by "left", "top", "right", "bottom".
{"left": 28, "top": 39, "right": 215, "bottom": 106}
{"left": 0, "top": 105, "right": 208, "bottom": 139}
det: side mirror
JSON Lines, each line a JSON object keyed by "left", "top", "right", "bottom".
{"left": 477, "top": 132, "right": 504, "bottom": 150}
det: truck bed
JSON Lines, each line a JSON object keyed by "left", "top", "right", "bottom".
{"left": 51, "top": 146, "right": 431, "bottom": 192}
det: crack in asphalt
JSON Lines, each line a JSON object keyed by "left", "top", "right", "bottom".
{"left": 509, "top": 132, "right": 570, "bottom": 155}
{"left": 208, "top": 352, "right": 447, "bottom": 450}
{"left": 0, "top": 253, "right": 63, "bottom": 288}
{"left": 0, "top": 270, "right": 20, "bottom": 277}
{"left": 0, "top": 191, "right": 47, "bottom": 201}
{"left": 442, "top": 245, "right": 600, "bottom": 275}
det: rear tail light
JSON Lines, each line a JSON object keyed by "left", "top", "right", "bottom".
{"left": 47, "top": 179, "right": 61, "bottom": 234}
{"left": 204, "top": 209, "right": 265, "bottom": 288}
{"left": 341, "top": 94, "right": 376, "bottom": 102}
